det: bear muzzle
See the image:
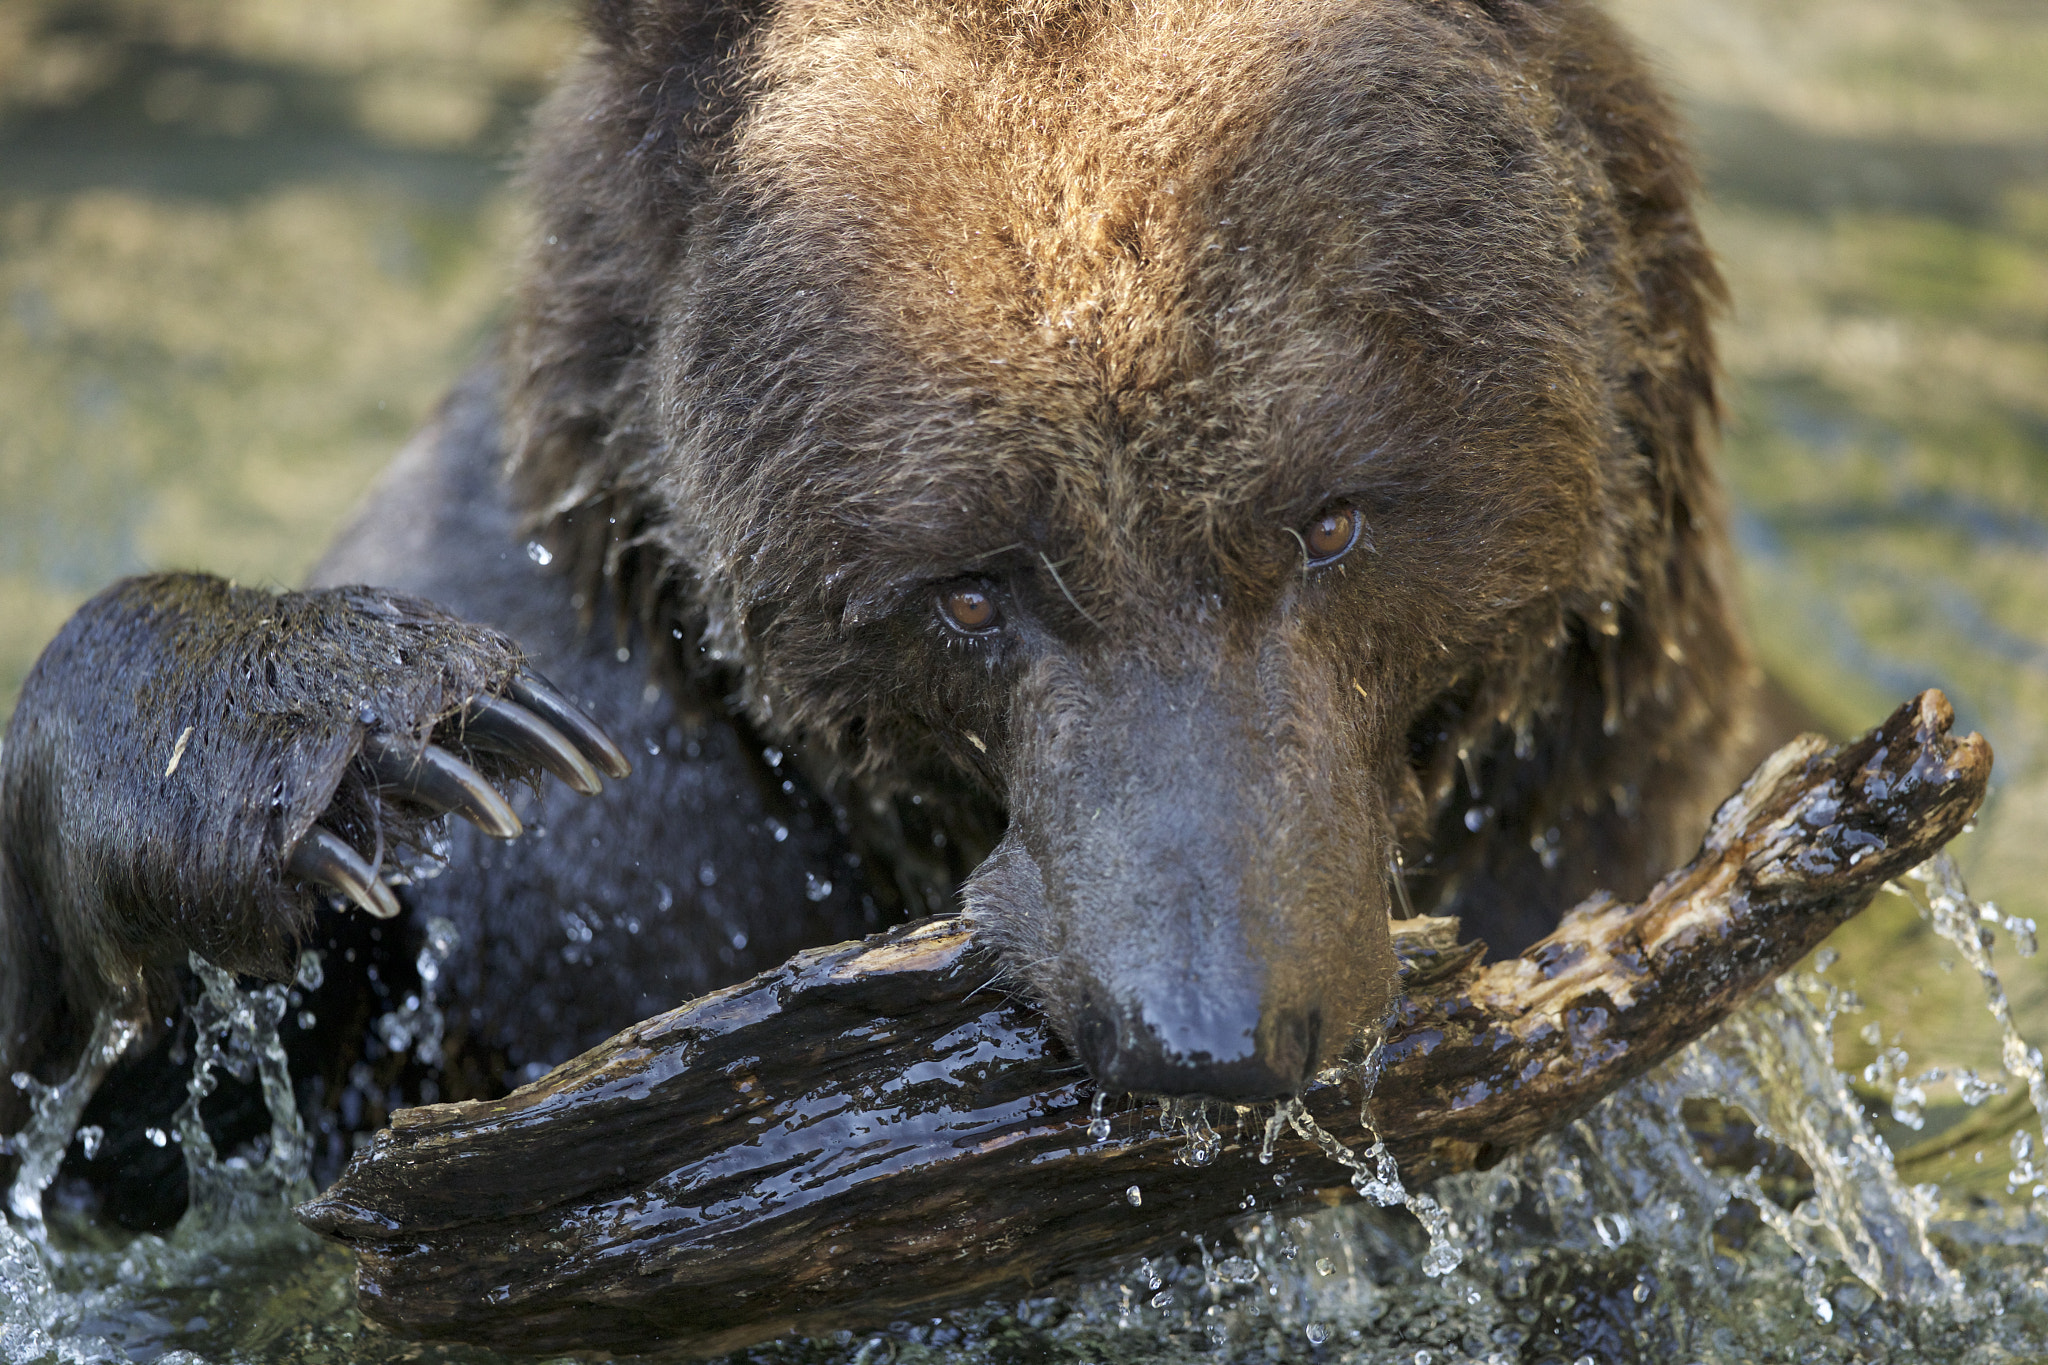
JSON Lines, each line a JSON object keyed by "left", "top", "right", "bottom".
{"left": 968, "top": 652, "right": 1400, "bottom": 1101}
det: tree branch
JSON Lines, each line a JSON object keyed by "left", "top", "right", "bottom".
{"left": 300, "top": 690, "right": 1990, "bottom": 1357}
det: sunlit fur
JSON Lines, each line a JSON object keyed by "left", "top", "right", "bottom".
{"left": 505, "top": 0, "right": 1759, "bottom": 1078}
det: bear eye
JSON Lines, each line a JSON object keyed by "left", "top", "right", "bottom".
{"left": 937, "top": 584, "right": 1001, "bottom": 634}
{"left": 1302, "top": 506, "right": 1362, "bottom": 566}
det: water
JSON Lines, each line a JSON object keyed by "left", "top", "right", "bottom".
{"left": 6, "top": 1004, "right": 142, "bottom": 1230}
{"left": 4, "top": 0, "right": 2048, "bottom": 1360}
{"left": 7, "top": 856, "right": 2047, "bottom": 1362}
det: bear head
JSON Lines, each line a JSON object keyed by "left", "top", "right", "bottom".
{"left": 504, "top": 0, "right": 1753, "bottom": 1099}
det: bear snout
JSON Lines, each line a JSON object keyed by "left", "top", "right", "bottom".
{"left": 966, "top": 651, "right": 1400, "bottom": 1101}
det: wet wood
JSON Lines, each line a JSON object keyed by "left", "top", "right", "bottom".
{"left": 300, "top": 690, "right": 1990, "bottom": 1357}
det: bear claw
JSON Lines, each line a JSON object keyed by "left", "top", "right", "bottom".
{"left": 360, "top": 732, "right": 524, "bottom": 840}
{"left": 288, "top": 825, "right": 403, "bottom": 919}
{"left": 456, "top": 695, "right": 604, "bottom": 796}
{"left": 291, "top": 681, "right": 625, "bottom": 920}
{"left": 508, "top": 673, "right": 632, "bottom": 780}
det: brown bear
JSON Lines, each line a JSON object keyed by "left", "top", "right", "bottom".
{"left": 1, "top": 0, "right": 1756, "bottom": 1227}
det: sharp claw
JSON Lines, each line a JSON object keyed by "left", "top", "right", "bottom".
{"left": 455, "top": 696, "right": 604, "bottom": 797}
{"left": 508, "top": 673, "right": 633, "bottom": 780}
{"left": 361, "top": 732, "right": 524, "bottom": 840}
{"left": 288, "top": 825, "right": 402, "bottom": 919}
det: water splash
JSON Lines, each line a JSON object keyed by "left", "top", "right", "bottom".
{"left": 5, "top": 995, "right": 142, "bottom": 1229}
{"left": 10, "top": 866, "right": 2048, "bottom": 1362}
{"left": 1, "top": 959, "right": 346, "bottom": 1364}
{"left": 1680, "top": 980, "right": 1967, "bottom": 1319}
{"left": 1035, "top": 857, "right": 2048, "bottom": 1358}
{"left": 177, "top": 955, "right": 314, "bottom": 1229}
{"left": 1042, "top": 964, "right": 2047, "bottom": 1362}
{"left": 1270, "top": 1095, "right": 1464, "bottom": 1277}
{"left": 1896, "top": 852, "right": 2048, "bottom": 1200}
{"left": 368, "top": 915, "right": 460, "bottom": 1069}
{"left": 1159, "top": 1098, "right": 1223, "bottom": 1168}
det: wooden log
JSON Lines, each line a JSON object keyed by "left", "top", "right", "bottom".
{"left": 299, "top": 690, "right": 1990, "bottom": 1357}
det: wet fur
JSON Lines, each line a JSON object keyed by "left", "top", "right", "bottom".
{"left": 510, "top": 0, "right": 1754, "bottom": 997}
{"left": 2, "top": 0, "right": 1758, "bottom": 1211}
{"left": 0, "top": 580, "right": 524, "bottom": 1039}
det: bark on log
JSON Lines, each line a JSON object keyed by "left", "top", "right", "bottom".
{"left": 299, "top": 690, "right": 1990, "bottom": 1357}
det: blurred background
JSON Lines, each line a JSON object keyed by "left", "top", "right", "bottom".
{"left": 2, "top": 0, "right": 2046, "bottom": 1197}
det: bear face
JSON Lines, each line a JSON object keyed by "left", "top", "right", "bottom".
{"left": 506, "top": 0, "right": 1753, "bottom": 1096}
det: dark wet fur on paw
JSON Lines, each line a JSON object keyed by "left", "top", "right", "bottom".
{"left": 0, "top": 573, "right": 527, "bottom": 1100}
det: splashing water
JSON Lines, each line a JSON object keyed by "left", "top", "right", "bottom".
{"left": 176, "top": 955, "right": 316, "bottom": 1229}
{"left": 5, "top": 996, "right": 142, "bottom": 1229}
{"left": 1896, "top": 853, "right": 2048, "bottom": 1201}
{"left": 7, "top": 858, "right": 2048, "bottom": 1362}
{"left": 366, "top": 916, "right": 460, "bottom": 1072}
{"left": 0, "top": 959, "right": 359, "bottom": 1365}
{"left": 1041, "top": 964, "right": 2042, "bottom": 1361}
{"left": 1257, "top": 1035, "right": 1467, "bottom": 1282}
{"left": 1161, "top": 1098, "right": 1224, "bottom": 1168}
{"left": 1282, "top": 1099, "right": 1465, "bottom": 1278}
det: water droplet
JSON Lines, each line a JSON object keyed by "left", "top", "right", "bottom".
{"left": 1957, "top": 1068, "right": 2007, "bottom": 1105}
{"left": 1593, "top": 1211, "right": 1631, "bottom": 1248}
{"left": 1352, "top": 1141, "right": 1405, "bottom": 1207}
{"left": 1147, "top": 1288, "right": 1172, "bottom": 1308}
{"left": 1260, "top": 1102, "right": 1290, "bottom": 1164}
{"left": 2007, "top": 915, "right": 2039, "bottom": 958}
{"left": 1632, "top": 1281, "right": 1651, "bottom": 1302}
{"left": 1815, "top": 947, "right": 1839, "bottom": 972}
{"left": 1126, "top": 1185, "right": 1142, "bottom": 1206}
{"left": 524, "top": 541, "right": 553, "bottom": 566}
{"left": 805, "top": 873, "right": 833, "bottom": 902}
{"left": 1409, "top": 1192, "right": 1463, "bottom": 1276}
{"left": 425, "top": 916, "right": 459, "bottom": 958}
{"left": 1304, "top": 1322, "right": 1328, "bottom": 1345}
{"left": 146, "top": 1127, "right": 168, "bottom": 1148}
{"left": 1165, "top": 1098, "right": 1222, "bottom": 1166}
{"left": 1088, "top": 1090, "right": 1111, "bottom": 1142}
{"left": 75, "top": 1125, "right": 103, "bottom": 1161}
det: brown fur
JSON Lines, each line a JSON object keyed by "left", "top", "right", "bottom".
{"left": 503, "top": 0, "right": 1757, "bottom": 1084}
